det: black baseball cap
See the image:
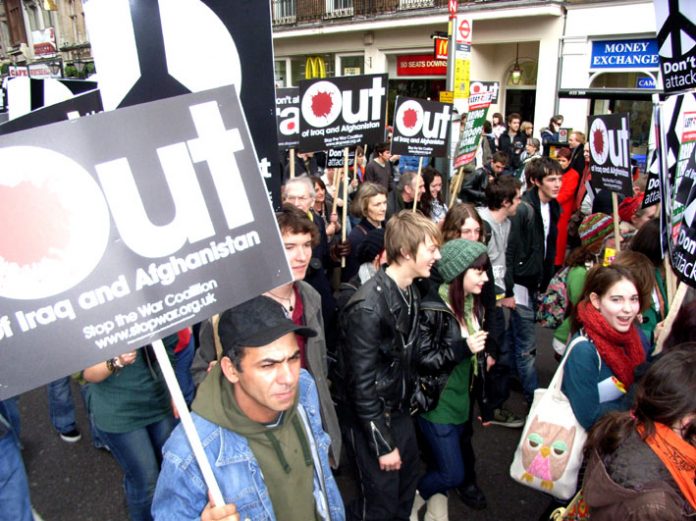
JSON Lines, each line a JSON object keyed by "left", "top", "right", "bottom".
{"left": 218, "top": 295, "right": 316, "bottom": 356}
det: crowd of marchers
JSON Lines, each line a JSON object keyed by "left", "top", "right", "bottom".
{"left": 2, "top": 115, "right": 694, "bottom": 521}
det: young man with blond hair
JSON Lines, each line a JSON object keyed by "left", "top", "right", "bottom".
{"left": 341, "top": 210, "right": 441, "bottom": 520}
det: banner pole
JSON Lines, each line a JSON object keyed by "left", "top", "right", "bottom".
{"left": 413, "top": 156, "right": 424, "bottom": 212}
{"left": 664, "top": 256, "right": 677, "bottom": 304}
{"left": 342, "top": 147, "right": 349, "bottom": 268}
{"left": 653, "top": 281, "right": 687, "bottom": 355}
{"left": 611, "top": 192, "right": 621, "bottom": 253}
{"left": 151, "top": 339, "right": 224, "bottom": 507}
{"left": 331, "top": 163, "right": 341, "bottom": 216}
{"left": 449, "top": 166, "right": 464, "bottom": 207}
{"left": 289, "top": 148, "right": 296, "bottom": 179}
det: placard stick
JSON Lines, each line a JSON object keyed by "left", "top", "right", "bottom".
{"left": 611, "top": 192, "right": 621, "bottom": 253}
{"left": 331, "top": 164, "right": 341, "bottom": 215}
{"left": 341, "top": 147, "right": 349, "bottom": 268}
{"left": 653, "top": 281, "right": 687, "bottom": 355}
{"left": 289, "top": 148, "right": 296, "bottom": 179}
{"left": 152, "top": 338, "right": 224, "bottom": 507}
{"left": 449, "top": 166, "right": 464, "bottom": 208}
{"left": 413, "top": 156, "right": 424, "bottom": 212}
{"left": 664, "top": 256, "right": 677, "bottom": 304}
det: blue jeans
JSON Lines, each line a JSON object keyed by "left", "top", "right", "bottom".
{"left": 416, "top": 417, "right": 466, "bottom": 500}
{"left": 506, "top": 302, "right": 538, "bottom": 404}
{"left": 96, "top": 416, "right": 176, "bottom": 521}
{"left": 0, "top": 404, "right": 33, "bottom": 521}
{"left": 47, "top": 376, "right": 77, "bottom": 434}
{"left": 78, "top": 383, "right": 107, "bottom": 449}
{"left": 174, "top": 338, "right": 195, "bottom": 407}
{"left": 2, "top": 397, "right": 21, "bottom": 442}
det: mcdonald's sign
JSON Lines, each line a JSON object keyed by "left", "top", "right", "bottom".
{"left": 434, "top": 38, "right": 448, "bottom": 60}
{"left": 305, "top": 56, "right": 327, "bottom": 79}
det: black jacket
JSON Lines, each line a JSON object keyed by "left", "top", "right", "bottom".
{"left": 459, "top": 163, "right": 494, "bottom": 205}
{"left": 506, "top": 188, "right": 560, "bottom": 293}
{"left": 340, "top": 268, "right": 419, "bottom": 457}
{"left": 499, "top": 131, "right": 526, "bottom": 172}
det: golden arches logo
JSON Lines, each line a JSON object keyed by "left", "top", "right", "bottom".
{"left": 305, "top": 56, "right": 326, "bottom": 79}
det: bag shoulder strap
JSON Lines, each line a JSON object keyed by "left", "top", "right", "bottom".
{"left": 550, "top": 333, "right": 589, "bottom": 394}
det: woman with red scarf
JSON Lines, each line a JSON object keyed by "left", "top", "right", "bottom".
{"left": 582, "top": 348, "right": 696, "bottom": 519}
{"left": 561, "top": 265, "right": 649, "bottom": 430}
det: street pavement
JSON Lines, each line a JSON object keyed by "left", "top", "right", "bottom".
{"left": 17, "top": 327, "right": 558, "bottom": 521}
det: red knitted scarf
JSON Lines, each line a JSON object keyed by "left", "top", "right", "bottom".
{"left": 576, "top": 301, "right": 645, "bottom": 387}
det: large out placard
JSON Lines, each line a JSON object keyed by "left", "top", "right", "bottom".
{"left": 588, "top": 113, "right": 633, "bottom": 197}
{"left": 390, "top": 96, "right": 452, "bottom": 157}
{"left": 0, "top": 86, "right": 292, "bottom": 400}
{"left": 454, "top": 92, "right": 491, "bottom": 168}
{"left": 298, "top": 73, "right": 387, "bottom": 152}
{"left": 276, "top": 87, "right": 300, "bottom": 150}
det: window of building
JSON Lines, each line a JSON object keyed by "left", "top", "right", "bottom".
{"left": 274, "top": 60, "right": 288, "bottom": 87}
{"left": 272, "top": 0, "right": 296, "bottom": 23}
{"left": 325, "top": 0, "right": 353, "bottom": 18}
{"left": 5, "top": 0, "right": 28, "bottom": 46}
{"left": 339, "top": 55, "right": 364, "bottom": 76}
{"left": 290, "top": 54, "right": 335, "bottom": 85}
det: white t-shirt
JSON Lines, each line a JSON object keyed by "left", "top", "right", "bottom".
{"left": 540, "top": 201, "right": 550, "bottom": 255}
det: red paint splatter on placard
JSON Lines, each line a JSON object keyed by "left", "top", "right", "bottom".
{"left": 0, "top": 181, "right": 71, "bottom": 265}
{"left": 593, "top": 128, "right": 605, "bottom": 156}
{"left": 288, "top": 121, "right": 296, "bottom": 130}
{"left": 311, "top": 91, "right": 333, "bottom": 118}
{"left": 402, "top": 108, "right": 418, "bottom": 129}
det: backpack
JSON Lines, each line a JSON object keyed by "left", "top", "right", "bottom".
{"left": 535, "top": 266, "right": 570, "bottom": 329}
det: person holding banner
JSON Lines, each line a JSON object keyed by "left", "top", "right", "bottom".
{"left": 191, "top": 205, "right": 342, "bottom": 469}
{"left": 341, "top": 211, "right": 441, "bottom": 521}
{"left": 386, "top": 171, "right": 425, "bottom": 220}
{"left": 153, "top": 296, "right": 345, "bottom": 521}
{"left": 82, "top": 340, "right": 178, "bottom": 521}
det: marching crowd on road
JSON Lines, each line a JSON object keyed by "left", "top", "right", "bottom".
{"left": 2, "top": 113, "right": 695, "bottom": 521}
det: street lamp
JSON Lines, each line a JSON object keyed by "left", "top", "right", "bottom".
{"left": 511, "top": 43, "right": 522, "bottom": 85}
{"left": 48, "top": 60, "right": 62, "bottom": 77}
{"left": 73, "top": 60, "right": 85, "bottom": 76}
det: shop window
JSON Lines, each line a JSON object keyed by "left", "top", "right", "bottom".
{"left": 290, "top": 54, "right": 335, "bottom": 85}
{"left": 274, "top": 60, "right": 287, "bottom": 88}
{"left": 589, "top": 72, "right": 655, "bottom": 157}
{"left": 340, "top": 55, "right": 364, "bottom": 76}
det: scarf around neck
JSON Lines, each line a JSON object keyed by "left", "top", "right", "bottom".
{"left": 576, "top": 300, "right": 645, "bottom": 387}
{"left": 637, "top": 421, "right": 696, "bottom": 510}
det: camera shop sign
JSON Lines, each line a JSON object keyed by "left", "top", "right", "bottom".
{"left": 391, "top": 96, "right": 452, "bottom": 157}
{"left": 588, "top": 113, "right": 634, "bottom": 197}
{"left": 299, "top": 73, "right": 387, "bottom": 151}
{"left": 0, "top": 85, "right": 292, "bottom": 400}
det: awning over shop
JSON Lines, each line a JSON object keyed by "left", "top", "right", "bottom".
{"left": 558, "top": 88, "right": 662, "bottom": 101}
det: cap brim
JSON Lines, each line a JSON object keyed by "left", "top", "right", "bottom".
{"left": 242, "top": 322, "right": 317, "bottom": 348}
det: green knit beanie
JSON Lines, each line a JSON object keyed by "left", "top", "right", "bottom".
{"left": 437, "top": 239, "right": 488, "bottom": 283}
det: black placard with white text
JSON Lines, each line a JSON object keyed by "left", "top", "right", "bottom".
{"left": 589, "top": 113, "right": 634, "bottom": 197}
{"left": 390, "top": 96, "right": 452, "bottom": 157}
{"left": 298, "top": 74, "right": 387, "bottom": 152}
{"left": 83, "top": 0, "right": 281, "bottom": 205}
{"left": 276, "top": 87, "right": 300, "bottom": 150}
{"left": 0, "top": 86, "right": 292, "bottom": 400}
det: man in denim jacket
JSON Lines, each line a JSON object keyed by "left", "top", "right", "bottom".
{"left": 152, "top": 296, "right": 345, "bottom": 521}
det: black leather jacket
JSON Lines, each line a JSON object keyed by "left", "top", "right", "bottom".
{"left": 459, "top": 163, "right": 493, "bottom": 205}
{"left": 340, "top": 268, "right": 419, "bottom": 457}
{"left": 413, "top": 285, "right": 471, "bottom": 415}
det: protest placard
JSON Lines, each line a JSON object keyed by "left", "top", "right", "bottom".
{"left": 653, "top": 0, "right": 696, "bottom": 94}
{"left": 276, "top": 87, "right": 300, "bottom": 150}
{"left": 83, "top": 0, "right": 281, "bottom": 205}
{"left": 298, "top": 73, "right": 387, "bottom": 152}
{"left": 0, "top": 89, "right": 103, "bottom": 137}
{"left": 327, "top": 147, "right": 355, "bottom": 168}
{"left": 390, "top": 96, "right": 452, "bottom": 157}
{"left": 0, "top": 85, "right": 292, "bottom": 400}
{"left": 588, "top": 113, "right": 634, "bottom": 197}
{"left": 453, "top": 92, "right": 491, "bottom": 168}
